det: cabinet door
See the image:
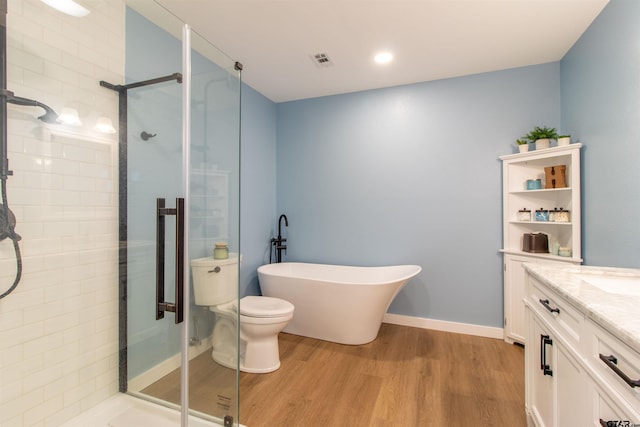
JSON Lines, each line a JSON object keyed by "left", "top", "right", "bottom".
{"left": 529, "top": 316, "right": 554, "bottom": 427}
{"left": 589, "top": 379, "right": 640, "bottom": 427}
{"left": 505, "top": 255, "right": 571, "bottom": 345}
{"left": 504, "top": 255, "right": 527, "bottom": 344}
{"left": 557, "top": 341, "right": 586, "bottom": 427}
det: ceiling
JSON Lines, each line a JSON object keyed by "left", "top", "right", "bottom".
{"left": 151, "top": 0, "right": 609, "bottom": 103}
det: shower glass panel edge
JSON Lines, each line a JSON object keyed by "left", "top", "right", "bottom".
{"left": 186, "top": 23, "right": 242, "bottom": 427}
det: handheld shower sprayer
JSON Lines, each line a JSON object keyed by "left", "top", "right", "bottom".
{"left": 0, "top": 90, "right": 56, "bottom": 299}
{"left": 0, "top": 4, "right": 52, "bottom": 299}
{"left": 0, "top": 179, "right": 22, "bottom": 299}
{"left": 0, "top": 200, "right": 20, "bottom": 241}
{"left": 1, "top": 3, "right": 63, "bottom": 299}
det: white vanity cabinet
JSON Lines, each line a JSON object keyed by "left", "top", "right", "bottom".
{"left": 525, "top": 277, "right": 586, "bottom": 427}
{"left": 588, "top": 380, "right": 640, "bottom": 427}
{"left": 524, "top": 266, "right": 640, "bottom": 427}
{"left": 501, "top": 144, "right": 582, "bottom": 344}
{"left": 586, "top": 321, "right": 640, "bottom": 426}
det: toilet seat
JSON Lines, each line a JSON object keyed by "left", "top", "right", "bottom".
{"left": 235, "top": 296, "right": 294, "bottom": 318}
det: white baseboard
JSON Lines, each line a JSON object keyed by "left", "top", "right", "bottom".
{"left": 383, "top": 313, "right": 504, "bottom": 340}
{"left": 128, "top": 336, "right": 213, "bottom": 392}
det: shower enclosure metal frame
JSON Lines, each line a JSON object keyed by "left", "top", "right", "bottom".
{"left": 100, "top": 71, "right": 185, "bottom": 392}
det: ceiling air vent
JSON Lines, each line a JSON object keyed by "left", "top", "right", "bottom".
{"left": 311, "top": 52, "right": 333, "bottom": 68}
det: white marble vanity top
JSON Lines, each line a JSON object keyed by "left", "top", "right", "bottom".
{"left": 523, "top": 263, "right": 640, "bottom": 353}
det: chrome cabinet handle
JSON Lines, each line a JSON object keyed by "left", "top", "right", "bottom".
{"left": 599, "top": 354, "right": 640, "bottom": 388}
{"left": 539, "top": 298, "right": 560, "bottom": 314}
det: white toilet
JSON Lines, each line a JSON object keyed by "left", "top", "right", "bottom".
{"left": 191, "top": 255, "right": 294, "bottom": 373}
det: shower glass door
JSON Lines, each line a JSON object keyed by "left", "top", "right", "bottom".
{"left": 185, "top": 26, "right": 242, "bottom": 424}
{"left": 122, "top": 2, "right": 241, "bottom": 425}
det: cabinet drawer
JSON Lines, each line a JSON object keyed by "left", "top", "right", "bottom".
{"left": 530, "top": 277, "right": 583, "bottom": 345}
{"left": 587, "top": 321, "right": 640, "bottom": 408}
{"left": 589, "top": 378, "right": 640, "bottom": 426}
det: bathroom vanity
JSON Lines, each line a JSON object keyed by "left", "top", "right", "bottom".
{"left": 523, "top": 263, "right": 640, "bottom": 427}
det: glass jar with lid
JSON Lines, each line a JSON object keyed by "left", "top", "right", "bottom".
{"left": 517, "top": 208, "right": 531, "bottom": 221}
{"left": 535, "top": 208, "right": 549, "bottom": 222}
{"left": 213, "top": 242, "right": 229, "bottom": 259}
{"left": 554, "top": 208, "right": 570, "bottom": 223}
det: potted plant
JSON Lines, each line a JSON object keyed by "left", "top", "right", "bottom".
{"left": 516, "top": 138, "right": 529, "bottom": 153}
{"left": 557, "top": 135, "right": 571, "bottom": 146}
{"left": 526, "top": 126, "right": 558, "bottom": 150}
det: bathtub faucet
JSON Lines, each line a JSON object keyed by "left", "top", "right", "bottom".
{"left": 271, "top": 214, "right": 288, "bottom": 263}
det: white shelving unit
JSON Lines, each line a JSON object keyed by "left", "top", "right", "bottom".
{"left": 190, "top": 169, "right": 229, "bottom": 243}
{"left": 500, "top": 144, "right": 582, "bottom": 344}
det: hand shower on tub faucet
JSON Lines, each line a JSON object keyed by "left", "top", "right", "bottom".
{"left": 270, "top": 214, "right": 288, "bottom": 263}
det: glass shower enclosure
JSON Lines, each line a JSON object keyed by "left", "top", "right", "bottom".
{"left": 1, "top": 1, "right": 241, "bottom": 426}
{"left": 112, "top": 3, "right": 243, "bottom": 425}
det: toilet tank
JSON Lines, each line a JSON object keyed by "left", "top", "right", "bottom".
{"left": 190, "top": 254, "right": 239, "bottom": 306}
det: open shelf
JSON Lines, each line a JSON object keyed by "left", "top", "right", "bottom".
{"left": 500, "top": 143, "right": 582, "bottom": 344}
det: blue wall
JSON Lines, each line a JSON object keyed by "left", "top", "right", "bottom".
{"left": 561, "top": 0, "right": 640, "bottom": 268}
{"left": 275, "top": 64, "right": 561, "bottom": 328}
{"left": 240, "top": 84, "right": 278, "bottom": 296}
{"left": 127, "top": 0, "right": 640, "bottom": 334}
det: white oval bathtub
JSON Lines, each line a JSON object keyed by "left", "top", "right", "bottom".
{"left": 257, "top": 262, "right": 421, "bottom": 345}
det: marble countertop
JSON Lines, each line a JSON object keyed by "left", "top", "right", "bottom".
{"left": 523, "top": 263, "right": 640, "bottom": 354}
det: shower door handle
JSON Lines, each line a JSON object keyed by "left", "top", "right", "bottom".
{"left": 156, "top": 198, "right": 185, "bottom": 324}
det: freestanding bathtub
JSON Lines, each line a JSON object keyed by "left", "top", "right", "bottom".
{"left": 257, "top": 262, "right": 421, "bottom": 345}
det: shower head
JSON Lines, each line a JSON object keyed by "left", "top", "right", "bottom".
{"left": 3, "top": 91, "right": 59, "bottom": 123}
{"left": 36, "top": 104, "right": 59, "bottom": 124}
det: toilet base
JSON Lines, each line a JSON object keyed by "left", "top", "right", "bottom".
{"left": 212, "top": 347, "right": 281, "bottom": 373}
{"left": 240, "top": 361, "right": 280, "bottom": 374}
{"left": 211, "top": 349, "right": 237, "bottom": 371}
{"left": 206, "top": 296, "right": 294, "bottom": 374}
{"left": 210, "top": 316, "right": 286, "bottom": 374}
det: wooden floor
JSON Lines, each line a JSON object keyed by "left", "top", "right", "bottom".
{"left": 142, "top": 323, "right": 526, "bottom": 427}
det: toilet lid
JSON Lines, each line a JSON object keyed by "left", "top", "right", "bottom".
{"left": 237, "top": 296, "right": 294, "bottom": 318}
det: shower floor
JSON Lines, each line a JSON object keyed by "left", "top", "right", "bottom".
{"left": 60, "top": 393, "right": 229, "bottom": 427}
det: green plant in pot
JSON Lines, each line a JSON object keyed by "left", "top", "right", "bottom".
{"left": 516, "top": 138, "right": 529, "bottom": 153}
{"left": 526, "top": 126, "right": 557, "bottom": 150}
{"left": 557, "top": 135, "right": 571, "bottom": 146}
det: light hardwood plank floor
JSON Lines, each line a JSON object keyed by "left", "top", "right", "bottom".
{"left": 142, "top": 323, "right": 526, "bottom": 427}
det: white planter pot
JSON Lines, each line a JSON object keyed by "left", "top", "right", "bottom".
{"left": 557, "top": 137, "right": 571, "bottom": 146}
{"left": 535, "top": 138, "right": 550, "bottom": 150}
{"left": 518, "top": 144, "right": 529, "bottom": 153}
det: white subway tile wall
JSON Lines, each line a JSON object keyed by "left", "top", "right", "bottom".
{"left": 0, "top": 0, "right": 124, "bottom": 425}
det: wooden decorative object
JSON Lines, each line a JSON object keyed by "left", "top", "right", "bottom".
{"left": 544, "top": 165, "right": 567, "bottom": 189}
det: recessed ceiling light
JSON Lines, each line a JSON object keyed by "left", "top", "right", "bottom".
{"left": 374, "top": 52, "right": 393, "bottom": 64}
